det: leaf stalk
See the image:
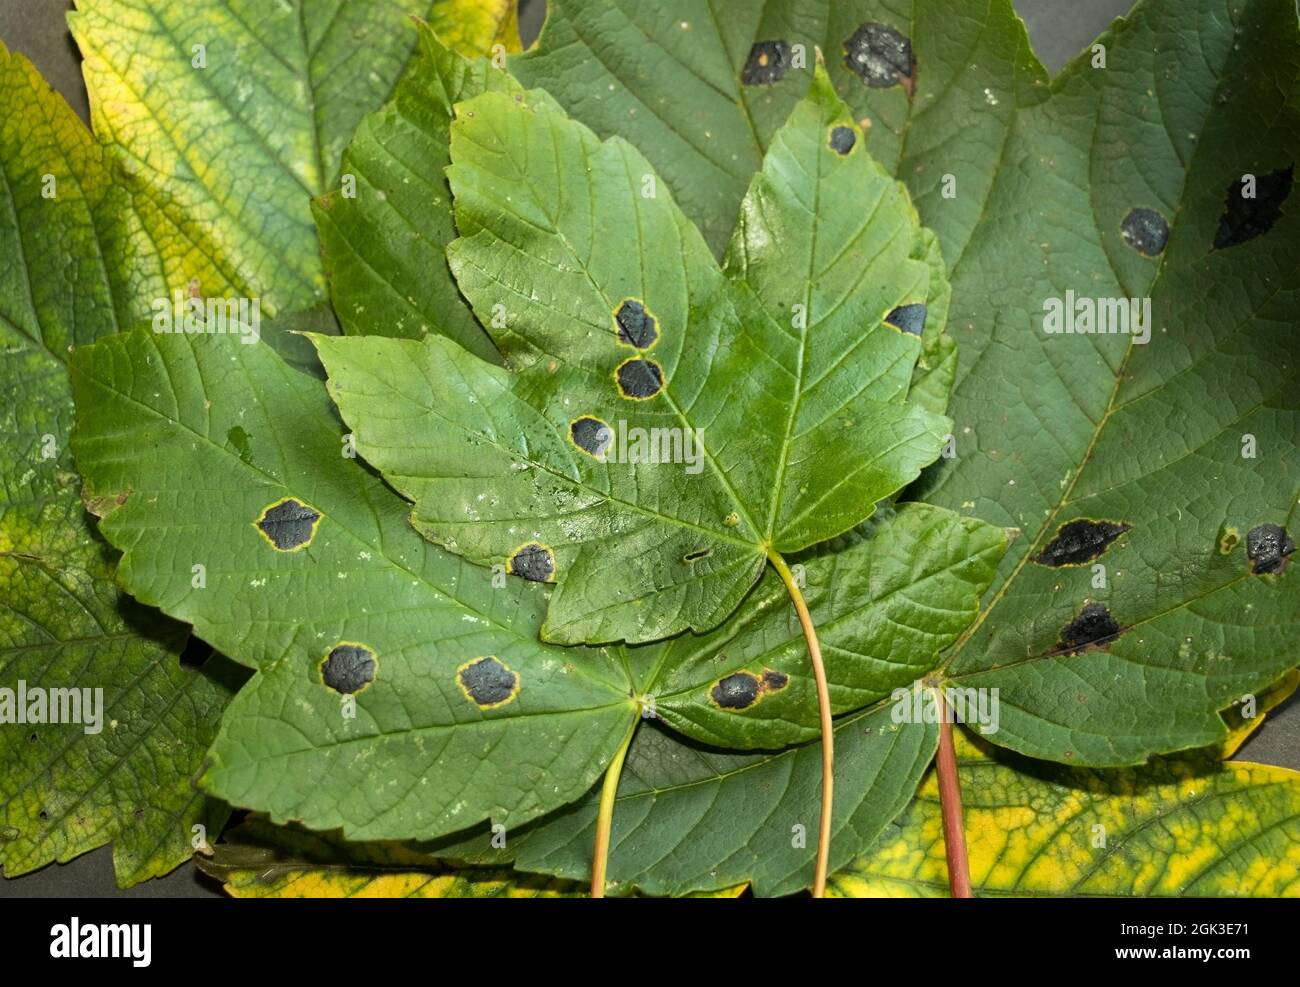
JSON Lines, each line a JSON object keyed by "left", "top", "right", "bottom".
{"left": 934, "top": 689, "right": 973, "bottom": 898}
{"left": 590, "top": 711, "right": 639, "bottom": 898}
{"left": 767, "top": 550, "right": 833, "bottom": 898}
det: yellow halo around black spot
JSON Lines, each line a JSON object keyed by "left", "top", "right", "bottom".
{"left": 614, "top": 357, "right": 664, "bottom": 400}
{"left": 710, "top": 667, "right": 790, "bottom": 711}
{"left": 882, "top": 303, "right": 927, "bottom": 337}
{"left": 254, "top": 496, "right": 322, "bottom": 552}
{"left": 508, "top": 541, "right": 556, "bottom": 582}
{"left": 319, "top": 642, "right": 377, "bottom": 695}
{"left": 613, "top": 298, "right": 660, "bottom": 349}
{"left": 569, "top": 415, "right": 613, "bottom": 459}
{"left": 829, "top": 125, "right": 856, "bottom": 155}
{"left": 457, "top": 656, "right": 520, "bottom": 710}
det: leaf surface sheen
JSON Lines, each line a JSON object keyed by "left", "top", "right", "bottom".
{"left": 71, "top": 325, "right": 1002, "bottom": 848}
{"left": 318, "top": 66, "right": 952, "bottom": 647}
{"left": 513, "top": 0, "right": 1300, "bottom": 764}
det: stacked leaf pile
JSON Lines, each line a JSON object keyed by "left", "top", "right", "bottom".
{"left": 2, "top": 0, "right": 1297, "bottom": 898}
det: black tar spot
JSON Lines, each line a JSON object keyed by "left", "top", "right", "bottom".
{"left": 570, "top": 416, "right": 612, "bottom": 458}
{"left": 1214, "top": 165, "right": 1293, "bottom": 248}
{"left": 321, "top": 644, "right": 376, "bottom": 694}
{"left": 1120, "top": 207, "right": 1169, "bottom": 256}
{"left": 1033, "top": 519, "right": 1131, "bottom": 567}
{"left": 829, "top": 126, "right": 856, "bottom": 155}
{"left": 885, "top": 303, "right": 927, "bottom": 336}
{"left": 458, "top": 656, "right": 519, "bottom": 709}
{"left": 615, "top": 299, "right": 658, "bottom": 348}
{"left": 712, "top": 672, "right": 761, "bottom": 709}
{"left": 615, "top": 358, "right": 664, "bottom": 400}
{"left": 741, "top": 40, "right": 793, "bottom": 86}
{"left": 256, "top": 498, "right": 321, "bottom": 551}
{"left": 509, "top": 542, "right": 555, "bottom": 582}
{"left": 844, "top": 22, "right": 914, "bottom": 90}
{"left": 761, "top": 670, "right": 790, "bottom": 692}
{"left": 1246, "top": 523, "right": 1295, "bottom": 574}
{"left": 1058, "top": 602, "right": 1121, "bottom": 655}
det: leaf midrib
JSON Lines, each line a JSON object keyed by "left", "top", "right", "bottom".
{"left": 937, "top": 12, "right": 1270, "bottom": 678}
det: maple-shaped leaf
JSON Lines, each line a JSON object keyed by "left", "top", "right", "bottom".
{"left": 906, "top": 0, "right": 1300, "bottom": 765}
{"left": 317, "top": 66, "right": 951, "bottom": 646}
{"left": 829, "top": 727, "right": 1300, "bottom": 898}
{"left": 0, "top": 42, "right": 231, "bottom": 886}
{"left": 69, "top": 328, "right": 1000, "bottom": 890}
{"left": 510, "top": 0, "right": 1300, "bottom": 766}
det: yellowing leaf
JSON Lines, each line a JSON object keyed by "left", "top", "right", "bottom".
{"left": 0, "top": 41, "right": 232, "bottom": 886}
{"left": 428, "top": 0, "right": 520, "bottom": 57}
{"left": 197, "top": 819, "right": 745, "bottom": 897}
{"left": 830, "top": 731, "right": 1300, "bottom": 898}
{"left": 69, "top": 0, "right": 450, "bottom": 313}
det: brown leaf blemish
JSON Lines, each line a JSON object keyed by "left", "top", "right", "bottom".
{"left": 614, "top": 357, "right": 664, "bottom": 400}
{"left": 884, "top": 303, "right": 927, "bottom": 336}
{"left": 741, "top": 40, "right": 793, "bottom": 86}
{"left": 613, "top": 298, "right": 659, "bottom": 349}
{"left": 711, "top": 671, "right": 761, "bottom": 710}
{"left": 829, "top": 125, "right": 856, "bottom": 155}
{"left": 1214, "top": 165, "right": 1293, "bottom": 248}
{"left": 1120, "top": 207, "right": 1169, "bottom": 256}
{"left": 711, "top": 667, "right": 790, "bottom": 711}
{"left": 569, "top": 415, "right": 613, "bottom": 459}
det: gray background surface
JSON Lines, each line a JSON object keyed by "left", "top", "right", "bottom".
{"left": 1, "top": 0, "right": 1295, "bottom": 898}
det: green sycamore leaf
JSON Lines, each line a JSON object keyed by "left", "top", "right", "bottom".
{"left": 69, "top": 327, "right": 637, "bottom": 842}
{"left": 69, "top": 328, "right": 1002, "bottom": 869}
{"left": 512, "top": 0, "right": 1300, "bottom": 764}
{"left": 316, "top": 65, "right": 952, "bottom": 647}
{"left": 510, "top": 0, "right": 1045, "bottom": 260}
{"left": 0, "top": 42, "right": 231, "bottom": 886}
{"left": 67, "top": 0, "right": 508, "bottom": 314}
{"left": 639, "top": 502, "right": 1005, "bottom": 749}
{"left": 439, "top": 704, "right": 939, "bottom": 898}
{"left": 829, "top": 729, "right": 1300, "bottom": 898}
{"left": 311, "top": 24, "right": 517, "bottom": 362}
{"left": 910, "top": 0, "right": 1300, "bottom": 765}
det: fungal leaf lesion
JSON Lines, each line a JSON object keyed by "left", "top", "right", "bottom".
{"left": 254, "top": 497, "right": 322, "bottom": 552}
{"left": 320, "top": 643, "right": 377, "bottom": 695}
{"left": 709, "top": 668, "right": 791, "bottom": 711}
{"left": 1246, "top": 523, "right": 1295, "bottom": 575}
{"left": 508, "top": 541, "right": 556, "bottom": 582}
{"left": 1057, "top": 602, "right": 1122, "bottom": 655}
{"left": 457, "top": 656, "right": 520, "bottom": 710}
{"left": 1032, "top": 519, "right": 1131, "bottom": 568}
